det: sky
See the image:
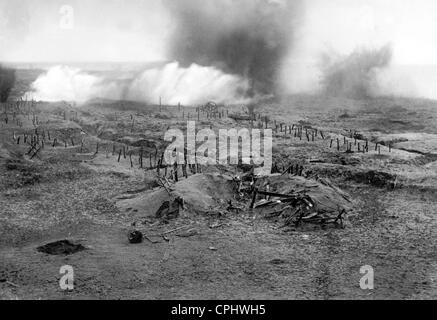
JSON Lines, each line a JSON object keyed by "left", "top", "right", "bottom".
{"left": 1, "top": 0, "right": 437, "bottom": 66}
{"left": 0, "top": 0, "right": 169, "bottom": 62}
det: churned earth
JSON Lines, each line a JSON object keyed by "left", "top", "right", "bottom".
{"left": 0, "top": 78, "right": 436, "bottom": 299}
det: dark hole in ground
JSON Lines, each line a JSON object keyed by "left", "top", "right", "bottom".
{"left": 37, "top": 240, "right": 85, "bottom": 255}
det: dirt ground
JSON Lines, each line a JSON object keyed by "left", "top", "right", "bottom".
{"left": 0, "top": 82, "right": 436, "bottom": 299}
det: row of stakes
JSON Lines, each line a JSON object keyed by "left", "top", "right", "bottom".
{"left": 12, "top": 127, "right": 202, "bottom": 182}
{"left": 12, "top": 128, "right": 392, "bottom": 173}
{"left": 11, "top": 107, "right": 393, "bottom": 180}
{"left": 329, "top": 131, "right": 392, "bottom": 154}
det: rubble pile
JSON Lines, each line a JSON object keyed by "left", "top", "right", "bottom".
{"left": 119, "top": 170, "right": 352, "bottom": 231}
{"left": 248, "top": 174, "right": 352, "bottom": 228}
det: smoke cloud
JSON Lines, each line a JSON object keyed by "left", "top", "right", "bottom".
{"left": 127, "top": 62, "right": 249, "bottom": 105}
{"left": 320, "top": 45, "right": 393, "bottom": 99}
{"left": 0, "top": 65, "right": 16, "bottom": 103}
{"left": 26, "top": 63, "right": 249, "bottom": 105}
{"left": 164, "top": 0, "right": 300, "bottom": 96}
{"left": 17, "top": 1, "right": 437, "bottom": 103}
{"left": 26, "top": 66, "right": 118, "bottom": 103}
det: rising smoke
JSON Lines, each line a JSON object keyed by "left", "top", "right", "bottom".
{"left": 26, "top": 63, "right": 249, "bottom": 105}
{"left": 127, "top": 62, "right": 249, "bottom": 105}
{"left": 164, "top": 0, "right": 300, "bottom": 96}
{"left": 320, "top": 45, "right": 393, "bottom": 99}
{"left": 0, "top": 65, "right": 16, "bottom": 103}
{"left": 24, "top": 1, "right": 437, "bottom": 104}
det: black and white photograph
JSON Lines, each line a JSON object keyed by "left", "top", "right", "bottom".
{"left": 0, "top": 0, "right": 436, "bottom": 305}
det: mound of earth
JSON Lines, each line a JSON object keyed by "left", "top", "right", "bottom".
{"left": 172, "top": 173, "right": 235, "bottom": 212}
{"left": 117, "top": 173, "right": 235, "bottom": 218}
{"left": 373, "top": 133, "right": 437, "bottom": 155}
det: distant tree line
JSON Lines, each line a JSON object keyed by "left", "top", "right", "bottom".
{"left": 0, "top": 64, "right": 16, "bottom": 103}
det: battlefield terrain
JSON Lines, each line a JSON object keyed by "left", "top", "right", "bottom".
{"left": 0, "top": 69, "right": 436, "bottom": 299}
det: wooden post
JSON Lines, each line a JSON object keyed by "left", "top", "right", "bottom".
{"left": 174, "top": 165, "right": 179, "bottom": 182}
{"left": 250, "top": 189, "right": 258, "bottom": 209}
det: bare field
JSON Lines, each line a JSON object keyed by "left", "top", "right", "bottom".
{"left": 1, "top": 76, "right": 436, "bottom": 299}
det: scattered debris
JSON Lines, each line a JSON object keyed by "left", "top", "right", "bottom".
{"left": 128, "top": 230, "right": 143, "bottom": 244}
{"left": 250, "top": 175, "right": 351, "bottom": 228}
{"left": 155, "top": 197, "right": 184, "bottom": 221}
{"left": 0, "top": 279, "right": 19, "bottom": 287}
{"left": 176, "top": 228, "right": 198, "bottom": 238}
{"left": 209, "top": 222, "right": 224, "bottom": 229}
{"left": 269, "top": 258, "right": 287, "bottom": 265}
{"left": 161, "top": 226, "right": 188, "bottom": 235}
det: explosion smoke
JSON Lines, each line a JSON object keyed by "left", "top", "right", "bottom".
{"left": 320, "top": 45, "right": 393, "bottom": 99}
{"left": 164, "top": 0, "right": 300, "bottom": 96}
{"left": 0, "top": 65, "right": 16, "bottom": 103}
{"left": 26, "top": 63, "right": 249, "bottom": 105}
